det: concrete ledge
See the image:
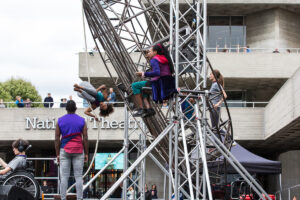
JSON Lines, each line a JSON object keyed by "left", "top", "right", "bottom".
{"left": 207, "top": 53, "right": 300, "bottom": 79}
{"left": 264, "top": 67, "right": 300, "bottom": 138}
{"left": 0, "top": 107, "right": 264, "bottom": 142}
{"left": 229, "top": 107, "right": 265, "bottom": 140}
{"left": 79, "top": 52, "right": 300, "bottom": 80}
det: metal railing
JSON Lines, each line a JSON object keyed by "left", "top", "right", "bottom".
{"left": 275, "top": 184, "right": 300, "bottom": 200}
{"left": 27, "top": 157, "right": 60, "bottom": 200}
{"left": 0, "top": 101, "right": 125, "bottom": 108}
{"left": 207, "top": 47, "right": 300, "bottom": 53}
{"left": 0, "top": 101, "right": 268, "bottom": 108}
{"left": 225, "top": 101, "right": 268, "bottom": 108}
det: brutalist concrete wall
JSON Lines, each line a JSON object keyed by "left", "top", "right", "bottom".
{"left": 278, "top": 150, "right": 300, "bottom": 200}
{"left": 247, "top": 8, "right": 300, "bottom": 49}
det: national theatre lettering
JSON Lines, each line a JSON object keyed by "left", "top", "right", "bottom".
{"left": 25, "top": 117, "right": 141, "bottom": 130}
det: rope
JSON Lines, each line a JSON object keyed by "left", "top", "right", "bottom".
{"left": 82, "top": 0, "right": 90, "bottom": 83}
{"left": 66, "top": 0, "right": 101, "bottom": 193}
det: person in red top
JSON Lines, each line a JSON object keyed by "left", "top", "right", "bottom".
{"left": 55, "top": 100, "right": 88, "bottom": 200}
{"left": 131, "top": 43, "right": 176, "bottom": 118}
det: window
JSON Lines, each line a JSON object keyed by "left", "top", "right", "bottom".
{"left": 208, "top": 16, "right": 246, "bottom": 52}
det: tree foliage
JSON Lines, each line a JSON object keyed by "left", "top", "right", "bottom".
{"left": 0, "top": 78, "right": 42, "bottom": 107}
{"left": 0, "top": 83, "right": 12, "bottom": 101}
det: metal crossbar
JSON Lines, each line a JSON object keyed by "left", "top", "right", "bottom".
{"left": 82, "top": 0, "right": 272, "bottom": 199}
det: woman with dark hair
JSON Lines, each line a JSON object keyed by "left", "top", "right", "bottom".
{"left": 132, "top": 43, "right": 176, "bottom": 117}
{"left": 74, "top": 82, "right": 114, "bottom": 118}
{"left": 209, "top": 69, "right": 227, "bottom": 130}
{"left": 151, "top": 184, "right": 158, "bottom": 199}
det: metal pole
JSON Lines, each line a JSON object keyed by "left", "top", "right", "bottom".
{"left": 141, "top": 123, "right": 147, "bottom": 199}
{"left": 169, "top": 128, "right": 173, "bottom": 200}
{"left": 279, "top": 174, "right": 282, "bottom": 200}
{"left": 81, "top": 0, "right": 90, "bottom": 83}
{"left": 123, "top": 100, "right": 129, "bottom": 199}
{"left": 207, "top": 129, "right": 272, "bottom": 200}
{"left": 174, "top": 0, "right": 180, "bottom": 197}
{"left": 180, "top": 117, "right": 195, "bottom": 200}
{"left": 169, "top": 0, "right": 174, "bottom": 197}
{"left": 164, "top": 173, "right": 166, "bottom": 200}
{"left": 100, "top": 124, "right": 175, "bottom": 200}
{"left": 195, "top": 1, "right": 202, "bottom": 199}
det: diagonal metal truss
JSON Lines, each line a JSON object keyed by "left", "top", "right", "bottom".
{"left": 82, "top": 0, "right": 273, "bottom": 199}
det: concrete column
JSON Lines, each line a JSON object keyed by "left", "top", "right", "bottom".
{"left": 277, "top": 150, "right": 300, "bottom": 199}
{"left": 246, "top": 8, "right": 300, "bottom": 49}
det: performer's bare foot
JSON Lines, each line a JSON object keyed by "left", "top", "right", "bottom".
{"left": 73, "top": 84, "right": 83, "bottom": 89}
{"left": 74, "top": 87, "right": 82, "bottom": 93}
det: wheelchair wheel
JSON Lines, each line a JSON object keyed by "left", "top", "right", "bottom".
{"left": 3, "top": 171, "right": 40, "bottom": 200}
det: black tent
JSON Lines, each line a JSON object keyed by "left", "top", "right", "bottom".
{"left": 209, "top": 143, "right": 282, "bottom": 174}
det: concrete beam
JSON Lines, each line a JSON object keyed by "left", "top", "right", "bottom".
{"left": 0, "top": 107, "right": 141, "bottom": 141}
{"left": 264, "top": 67, "right": 300, "bottom": 139}
{"left": 80, "top": 52, "right": 300, "bottom": 80}
{"left": 0, "top": 107, "right": 264, "bottom": 143}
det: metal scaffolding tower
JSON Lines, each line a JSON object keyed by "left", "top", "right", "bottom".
{"left": 82, "top": 0, "right": 273, "bottom": 199}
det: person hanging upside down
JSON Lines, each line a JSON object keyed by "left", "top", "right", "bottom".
{"left": 74, "top": 82, "right": 114, "bottom": 118}
{"left": 132, "top": 43, "right": 176, "bottom": 117}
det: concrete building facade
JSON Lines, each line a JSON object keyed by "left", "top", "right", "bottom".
{"left": 77, "top": 1, "right": 300, "bottom": 198}
{"left": 1, "top": 0, "right": 300, "bottom": 199}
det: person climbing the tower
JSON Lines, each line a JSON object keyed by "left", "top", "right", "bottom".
{"left": 209, "top": 69, "right": 227, "bottom": 130}
{"left": 74, "top": 82, "right": 114, "bottom": 118}
{"left": 131, "top": 43, "right": 176, "bottom": 117}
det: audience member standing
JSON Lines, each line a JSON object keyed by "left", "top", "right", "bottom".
{"left": 108, "top": 88, "right": 116, "bottom": 103}
{"left": 55, "top": 100, "right": 88, "bottom": 200}
{"left": 145, "top": 184, "right": 152, "bottom": 200}
{"left": 127, "top": 187, "right": 135, "bottom": 200}
{"left": 151, "top": 184, "right": 158, "bottom": 199}
{"left": 25, "top": 98, "right": 32, "bottom": 108}
{"left": 0, "top": 99, "right": 6, "bottom": 108}
{"left": 60, "top": 98, "right": 67, "bottom": 108}
{"left": 246, "top": 45, "right": 251, "bottom": 53}
{"left": 15, "top": 96, "right": 24, "bottom": 108}
{"left": 44, "top": 93, "right": 54, "bottom": 108}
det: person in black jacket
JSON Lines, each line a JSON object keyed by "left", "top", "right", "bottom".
{"left": 151, "top": 184, "right": 158, "bottom": 199}
{"left": 44, "top": 93, "right": 54, "bottom": 108}
{"left": 138, "top": 184, "right": 152, "bottom": 200}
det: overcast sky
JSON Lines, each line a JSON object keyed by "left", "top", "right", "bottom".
{"left": 0, "top": 0, "right": 95, "bottom": 104}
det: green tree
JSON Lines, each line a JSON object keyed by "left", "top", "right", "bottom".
{"left": 1, "top": 78, "right": 42, "bottom": 107}
{"left": 0, "top": 83, "right": 12, "bottom": 101}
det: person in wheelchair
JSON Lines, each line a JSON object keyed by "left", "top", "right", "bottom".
{"left": 0, "top": 139, "right": 29, "bottom": 176}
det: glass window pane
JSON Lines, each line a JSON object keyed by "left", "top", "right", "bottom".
{"left": 208, "top": 26, "right": 230, "bottom": 49}
{"left": 231, "top": 26, "right": 245, "bottom": 49}
{"left": 208, "top": 16, "right": 246, "bottom": 51}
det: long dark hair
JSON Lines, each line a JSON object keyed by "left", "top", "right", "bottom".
{"left": 100, "top": 104, "right": 114, "bottom": 117}
{"left": 212, "top": 69, "right": 224, "bottom": 88}
{"left": 152, "top": 43, "right": 175, "bottom": 74}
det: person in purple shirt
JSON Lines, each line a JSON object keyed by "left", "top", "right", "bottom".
{"left": 131, "top": 43, "right": 176, "bottom": 117}
{"left": 55, "top": 100, "right": 88, "bottom": 200}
